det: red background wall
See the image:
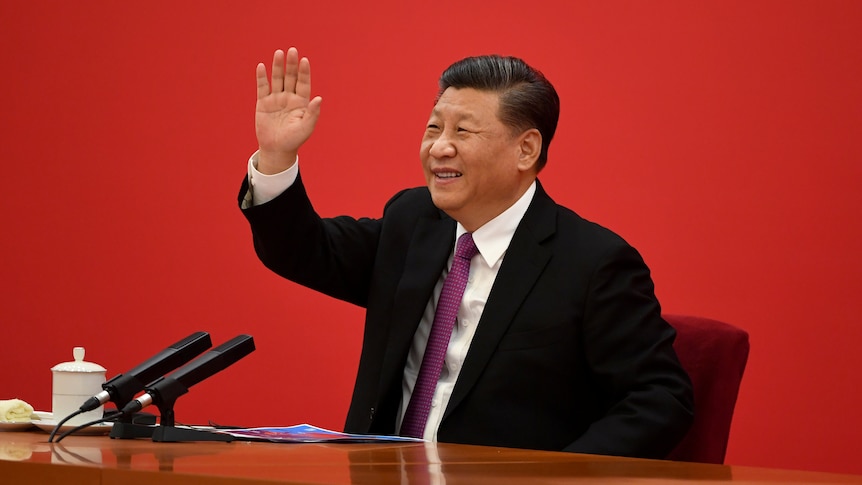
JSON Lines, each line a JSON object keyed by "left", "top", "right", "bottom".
{"left": 1, "top": 0, "right": 860, "bottom": 475}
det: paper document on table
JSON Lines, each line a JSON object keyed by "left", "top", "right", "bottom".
{"left": 213, "top": 423, "right": 424, "bottom": 443}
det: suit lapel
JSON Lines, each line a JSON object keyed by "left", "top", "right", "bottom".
{"left": 443, "top": 183, "right": 557, "bottom": 419}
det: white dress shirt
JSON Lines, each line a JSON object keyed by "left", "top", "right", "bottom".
{"left": 245, "top": 152, "right": 536, "bottom": 441}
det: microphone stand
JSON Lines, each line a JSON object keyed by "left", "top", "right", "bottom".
{"left": 100, "top": 331, "right": 213, "bottom": 440}
{"left": 106, "top": 376, "right": 159, "bottom": 439}
{"left": 109, "top": 405, "right": 159, "bottom": 439}
{"left": 113, "top": 334, "right": 255, "bottom": 442}
{"left": 148, "top": 377, "right": 233, "bottom": 443}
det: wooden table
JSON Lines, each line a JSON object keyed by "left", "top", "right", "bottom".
{"left": 2, "top": 430, "right": 861, "bottom": 484}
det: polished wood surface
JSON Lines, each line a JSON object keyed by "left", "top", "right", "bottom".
{"left": 1, "top": 430, "right": 861, "bottom": 484}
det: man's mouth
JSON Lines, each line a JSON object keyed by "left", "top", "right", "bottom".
{"left": 435, "top": 171, "right": 462, "bottom": 179}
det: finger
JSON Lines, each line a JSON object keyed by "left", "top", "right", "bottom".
{"left": 296, "top": 56, "right": 312, "bottom": 100}
{"left": 256, "top": 63, "right": 270, "bottom": 99}
{"left": 284, "top": 47, "right": 299, "bottom": 94}
{"left": 271, "top": 49, "right": 285, "bottom": 93}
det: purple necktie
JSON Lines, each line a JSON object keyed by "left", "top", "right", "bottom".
{"left": 400, "top": 232, "right": 479, "bottom": 438}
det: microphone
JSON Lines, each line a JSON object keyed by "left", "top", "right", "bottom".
{"left": 121, "top": 335, "right": 255, "bottom": 416}
{"left": 78, "top": 332, "right": 212, "bottom": 413}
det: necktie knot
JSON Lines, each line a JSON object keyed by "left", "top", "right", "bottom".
{"left": 455, "top": 232, "right": 478, "bottom": 261}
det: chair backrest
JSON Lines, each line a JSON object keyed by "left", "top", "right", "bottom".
{"left": 664, "top": 314, "right": 750, "bottom": 464}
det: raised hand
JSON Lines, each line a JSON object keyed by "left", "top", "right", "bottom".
{"left": 255, "top": 48, "right": 322, "bottom": 174}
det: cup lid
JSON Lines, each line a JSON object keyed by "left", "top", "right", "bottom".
{"left": 51, "top": 347, "right": 106, "bottom": 373}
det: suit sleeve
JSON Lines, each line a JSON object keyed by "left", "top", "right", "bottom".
{"left": 564, "top": 243, "right": 694, "bottom": 459}
{"left": 237, "top": 173, "right": 382, "bottom": 307}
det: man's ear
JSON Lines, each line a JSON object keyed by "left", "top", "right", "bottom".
{"left": 517, "top": 128, "right": 542, "bottom": 172}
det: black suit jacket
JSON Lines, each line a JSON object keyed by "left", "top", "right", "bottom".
{"left": 240, "top": 174, "right": 693, "bottom": 459}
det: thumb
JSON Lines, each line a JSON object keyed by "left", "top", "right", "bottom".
{"left": 306, "top": 96, "right": 323, "bottom": 123}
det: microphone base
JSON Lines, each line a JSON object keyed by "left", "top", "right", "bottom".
{"left": 110, "top": 422, "right": 157, "bottom": 440}
{"left": 151, "top": 425, "right": 234, "bottom": 443}
{"left": 108, "top": 412, "right": 159, "bottom": 440}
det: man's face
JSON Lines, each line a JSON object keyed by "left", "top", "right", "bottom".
{"left": 420, "top": 87, "right": 533, "bottom": 231}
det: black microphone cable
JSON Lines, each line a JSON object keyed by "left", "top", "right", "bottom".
{"left": 53, "top": 410, "right": 124, "bottom": 443}
{"left": 47, "top": 409, "right": 85, "bottom": 443}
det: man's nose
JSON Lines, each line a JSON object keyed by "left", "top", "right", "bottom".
{"left": 429, "top": 133, "right": 456, "bottom": 158}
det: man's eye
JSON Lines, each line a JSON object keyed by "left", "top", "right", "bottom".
{"left": 457, "top": 127, "right": 470, "bottom": 132}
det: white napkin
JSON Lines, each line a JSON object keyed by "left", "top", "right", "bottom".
{"left": 0, "top": 398, "right": 35, "bottom": 422}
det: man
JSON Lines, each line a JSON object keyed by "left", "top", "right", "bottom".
{"left": 239, "top": 48, "right": 693, "bottom": 458}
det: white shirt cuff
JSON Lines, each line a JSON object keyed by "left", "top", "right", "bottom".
{"left": 244, "top": 151, "right": 299, "bottom": 207}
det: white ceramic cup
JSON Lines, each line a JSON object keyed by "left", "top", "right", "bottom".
{"left": 51, "top": 347, "right": 106, "bottom": 426}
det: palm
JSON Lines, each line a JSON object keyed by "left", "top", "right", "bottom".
{"left": 256, "top": 91, "right": 315, "bottom": 154}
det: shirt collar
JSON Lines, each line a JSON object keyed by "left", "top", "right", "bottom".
{"left": 454, "top": 181, "right": 537, "bottom": 267}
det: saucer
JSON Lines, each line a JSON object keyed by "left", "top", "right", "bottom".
{"left": 34, "top": 419, "right": 113, "bottom": 436}
{"left": 33, "top": 411, "right": 53, "bottom": 420}
{"left": 0, "top": 421, "right": 35, "bottom": 431}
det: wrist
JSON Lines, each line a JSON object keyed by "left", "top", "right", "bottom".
{"left": 256, "top": 149, "right": 298, "bottom": 175}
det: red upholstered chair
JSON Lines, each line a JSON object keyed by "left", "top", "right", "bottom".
{"left": 664, "top": 314, "right": 750, "bottom": 464}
